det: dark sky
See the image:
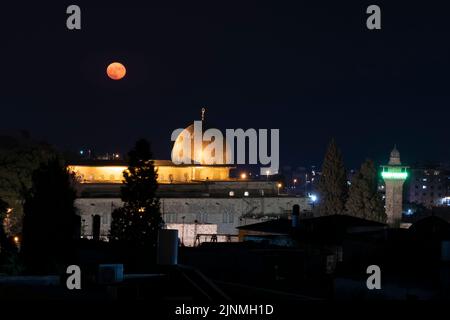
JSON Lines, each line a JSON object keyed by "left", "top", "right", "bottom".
{"left": 1, "top": 1, "right": 449, "bottom": 168}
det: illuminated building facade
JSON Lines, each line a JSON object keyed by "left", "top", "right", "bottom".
{"left": 70, "top": 120, "right": 311, "bottom": 244}
{"left": 69, "top": 160, "right": 231, "bottom": 184}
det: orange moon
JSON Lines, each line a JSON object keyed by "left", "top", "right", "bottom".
{"left": 106, "top": 62, "right": 126, "bottom": 80}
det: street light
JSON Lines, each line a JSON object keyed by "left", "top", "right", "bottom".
{"left": 241, "top": 173, "right": 247, "bottom": 179}
{"left": 277, "top": 183, "right": 282, "bottom": 195}
{"left": 309, "top": 193, "right": 318, "bottom": 208}
{"left": 266, "top": 170, "right": 270, "bottom": 180}
{"left": 293, "top": 179, "right": 297, "bottom": 188}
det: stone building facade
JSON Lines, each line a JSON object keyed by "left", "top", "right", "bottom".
{"left": 76, "top": 196, "right": 311, "bottom": 244}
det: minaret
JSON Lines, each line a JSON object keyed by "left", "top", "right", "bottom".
{"left": 381, "top": 146, "right": 408, "bottom": 227}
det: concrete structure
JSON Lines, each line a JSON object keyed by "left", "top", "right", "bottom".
{"left": 75, "top": 196, "right": 311, "bottom": 244}
{"left": 381, "top": 146, "right": 408, "bottom": 227}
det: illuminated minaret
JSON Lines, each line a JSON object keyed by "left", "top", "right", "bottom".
{"left": 381, "top": 146, "right": 408, "bottom": 227}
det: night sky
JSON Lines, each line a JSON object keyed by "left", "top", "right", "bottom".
{"left": 1, "top": 1, "right": 449, "bottom": 168}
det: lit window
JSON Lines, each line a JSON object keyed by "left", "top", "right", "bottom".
{"left": 229, "top": 191, "right": 235, "bottom": 197}
{"left": 422, "top": 185, "right": 427, "bottom": 189}
{"left": 244, "top": 191, "right": 249, "bottom": 197}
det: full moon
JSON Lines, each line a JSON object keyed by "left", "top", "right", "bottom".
{"left": 106, "top": 62, "right": 126, "bottom": 80}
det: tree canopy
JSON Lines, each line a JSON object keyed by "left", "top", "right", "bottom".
{"left": 346, "top": 159, "right": 386, "bottom": 223}
{"left": 110, "top": 139, "right": 162, "bottom": 247}
{"left": 316, "top": 139, "right": 348, "bottom": 215}
{"left": 21, "top": 157, "right": 79, "bottom": 274}
{"left": 0, "top": 133, "right": 54, "bottom": 236}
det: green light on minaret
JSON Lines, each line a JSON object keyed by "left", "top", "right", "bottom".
{"left": 381, "top": 171, "right": 408, "bottom": 180}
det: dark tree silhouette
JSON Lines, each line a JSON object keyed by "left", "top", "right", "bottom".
{"left": 0, "top": 134, "right": 54, "bottom": 236}
{"left": 346, "top": 159, "right": 386, "bottom": 222}
{"left": 0, "top": 197, "right": 12, "bottom": 253}
{"left": 110, "top": 139, "right": 162, "bottom": 247}
{"left": 0, "top": 197, "right": 21, "bottom": 274}
{"left": 21, "top": 157, "right": 78, "bottom": 274}
{"left": 316, "top": 139, "right": 348, "bottom": 215}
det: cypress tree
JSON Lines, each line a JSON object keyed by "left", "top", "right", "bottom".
{"left": 346, "top": 159, "right": 386, "bottom": 222}
{"left": 316, "top": 139, "right": 348, "bottom": 215}
{"left": 21, "top": 158, "right": 78, "bottom": 274}
{"left": 110, "top": 139, "right": 162, "bottom": 247}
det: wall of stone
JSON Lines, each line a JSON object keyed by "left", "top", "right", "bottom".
{"left": 78, "top": 180, "right": 281, "bottom": 198}
{"left": 385, "top": 180, "right": 405, "bottom": 226}
{"left": 75, "top": 196, "right": 311, "bottom": 240}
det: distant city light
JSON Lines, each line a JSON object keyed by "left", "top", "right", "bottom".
{"left": 381, "top": 172, "right": 408, "bottom": 180}
{"left": 441, "top": 197, "right": 450, "bottom": 206}
{"left": 240, "top": 173, "right": 247, "bottom": 179}
{"left": 277, "top": 183, "right": 282, "bottom": 195}
{"left": 229, "top": 191, "right": 235, "bottom": 197}
{"left": 13, "top": 236, "right": 19, "bottom": 243}
{"left": 422, "top": 185, "right": 427, "bottom": 189}
{"left": 309, "top": 194, "right": 318, "bottom": 202}
{"left": 244, "top": 191, "right": 249, "bottom": 197}
{"left": 406, "top": 209, "right": 413, "bottom": 215}
{"left": 80, "top": 150, "right": 84, "bottom": 155}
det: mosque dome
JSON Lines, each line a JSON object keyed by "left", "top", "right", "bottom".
{"left": 171, "top": 109, "right": 230, "bottom": 165}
